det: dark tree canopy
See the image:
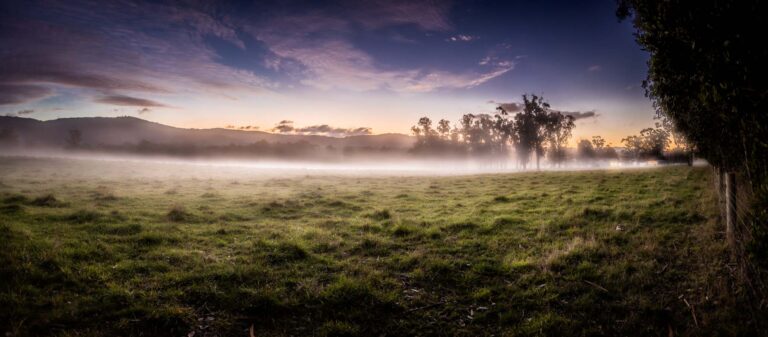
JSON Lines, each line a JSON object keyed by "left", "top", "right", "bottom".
{"left": 618, "top": 0, "right": 768, "bottom": 178}
{"left": 619, "top": 0, "right": 768, "bottom": 291}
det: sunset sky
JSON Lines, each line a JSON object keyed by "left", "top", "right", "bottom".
{"left": 1, "top": 0, "right": 654, "bottom": 145}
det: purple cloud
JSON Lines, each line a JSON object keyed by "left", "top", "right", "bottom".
{"left": 490, "top": 101, "right": 523, "bottom": 113}
{"left": 272, "top": 120, "right": 295, "bottom": 133}
{"left": 95, "top": 95, "right": 167, "bottom": 107}
{"left": 1, "top": 0, "right": 512, "bottom": 112}
{"left": 271, "top": 120, "right": 372, "bottom": 137}
{"left": 490, "top": 100, "right": 596, "bottom": 120}
{"left": 295, "top": 125, "right": 372, "bottom": 137}
{"left": 0, "top": 84, "right": 52, "bottom": 105}
{"left": 16, "top": 109, "right": 35, "bottom": 115}
{"left": 343, "top": 0, "right": 453, "bottom": 31}
{"left": 561, "top": 110, "right": 598, "bottom": 120}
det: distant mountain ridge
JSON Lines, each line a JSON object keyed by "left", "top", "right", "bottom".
{"left": 0, "top": 116, "right": 415, "bottom": 149}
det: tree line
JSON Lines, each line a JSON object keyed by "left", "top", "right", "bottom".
{"left": 411, "top": 94, "right": 575, "bottom": 170}
{"left": 410, "top": 94, "right": 693, "bottom": 169}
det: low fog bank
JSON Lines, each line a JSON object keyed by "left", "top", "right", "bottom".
{"left": 0, "top": 116, "right": 699, "bottom": 174}
{"left": 0, "top": 149, "right": 706, "bottom": 180}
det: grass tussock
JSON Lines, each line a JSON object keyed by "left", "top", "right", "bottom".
{"left": 31, "top": 194, "right": 63, "bottom": 207}
{"left": 493, "top": 195, "right": 512, "bottom": 202}
{"left": 0, "top": 203, "right": 23, "bottom": 214}
{"left": 166, "top": 205, "right": 193, "bottom": 222}
{"left": 254, "top": 240, "right": 310, "bottom": 264}
{"left": 493, "top": 215, "right": 525, "bottom": 228}
{"left": 92, "top": 186, "right": 119, "bottom": 201}
{"left": 368, "top": 209, "right": 391, "bottom": 221}
{"left": 64, "top": 209, "right": 104, "bottom": 223}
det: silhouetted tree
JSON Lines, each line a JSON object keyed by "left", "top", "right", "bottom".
{"left": 412, "top": 117, "right": 433, "bottom": 149}
{"left": 621, "top": 126, "right": 669, "bottom": 160}
{"left": 621, "top": 135, "right": 643, "bottom": 161}
{"left": 513, "top": 106, "right": 536, "bottom": 169}
{"left": 511, "top": 94, "right": 564, "bottom": 170}
{"left": 493, "top": 108, "right": 516, "bottom": 163}
{"left": 457, "top": 114, "right": 484, "bottom": 156}
{"left": 449, "top": 125, "right": 461, "bottom": 143}
{"left": 639, "top": 126, "right": 669, "bottom": 159}
{"left": 528, "top": 95, "right": 551, "bottom": 170}
{"left": 577, "top": 139, "right": 596, "bottom": 160}
{"left": 591, "top": 136, "right": 606, "bottom": 151}
{"left": 589, "top": 136, "right": 619, "bottom": 160}
{"left": 544, "top": 112, "right": 575, "bottom": 166}
{"left": 437, "top": 119, "right": 451, "bottom": 140}
{"left": 657, "top": 115, "right": 694, "bottom": 165}
{"left": 411, "top": 117, "right": 465, "bottom": 155}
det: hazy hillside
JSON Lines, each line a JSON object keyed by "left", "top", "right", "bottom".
{"left": 0, "top": 116, "right": 415, "bottom": 149}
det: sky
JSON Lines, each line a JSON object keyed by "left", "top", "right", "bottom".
{"left": 0, "top": 0, "right": 655, "bottom": 144}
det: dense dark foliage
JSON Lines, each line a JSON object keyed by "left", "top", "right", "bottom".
{"left": 618, "top": 0, "right": 768, "bottom": 318}
{"left": 618, "top": 0, "right": 767, "bottom": 174}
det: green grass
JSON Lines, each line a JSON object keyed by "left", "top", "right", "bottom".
{"left": 0, "top": 157, "right": 750, "bottom": 336}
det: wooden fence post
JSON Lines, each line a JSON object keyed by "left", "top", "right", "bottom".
{"left": 716, "top": 166, "right": 725, "bottom": 218}
{"left": 725, "top": 171, "right": 737, "bottom": 250}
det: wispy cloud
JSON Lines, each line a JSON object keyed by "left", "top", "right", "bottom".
{"left": 0, "top": 84, "right": 52, "bottom": 105}
{"left": 246, "top": 1, "right": 511, "bottom": 93}
{"left": 1, "top": 0, "right": 510, "bottom": 109}
{"left": 2, "top": 55, "right": 165, "bottom": 93}
{"left": 295, "top": 125, "right": 372, "bottom": 137}
{"left": 561, "top": 110, "right": 598, "bottom": 120}
{"left": 489, "top": 101, "right": 523, "bottom": 113}
{"left": 256, "top": 32, "right": 513, "bottom": 93}
{"left": 344, "top": 0, "right": 453, "bottom": 31}
{"left": 16, "top": 109, "right": 35, "bottom": 115}
{"left": 447, "top": 34, "right": 477, "bottom": 42}
{"left": 95, "top": 95, "right": 168, "bottom": 107}
{"left": 271, "top": 120, "right": 372, "bottom": 137}
{"left": 489, "top": 100, "right": 597, "bottom": 120}
{"left": 0, "top": 2, "right": 273, "bottom": 106}
{"left": 587, "top": 65, "right": 602, "bottom": 72}
{"left": 272, "top": 120, "right": 295, "bottom": 133}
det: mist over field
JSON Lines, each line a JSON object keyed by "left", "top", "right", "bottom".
{"left": 0, "top": 115, "right": 696, "bottom": 175}
{"left": 0, "top": 151, "right": 678, "bottom": 178}
{"left": 0, "top": 156, "right": 734, "bottom": 337}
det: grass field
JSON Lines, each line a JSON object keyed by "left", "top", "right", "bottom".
{"left": 0, "top": 157, "right": 749, "bottom": 336}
